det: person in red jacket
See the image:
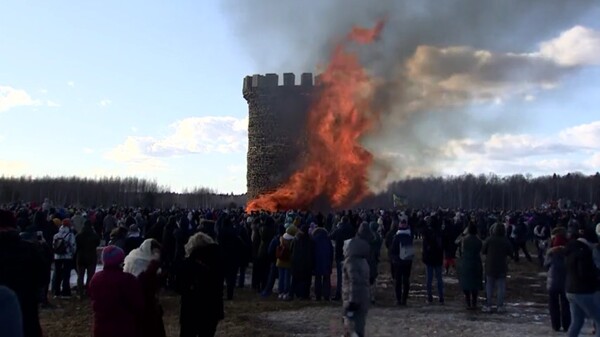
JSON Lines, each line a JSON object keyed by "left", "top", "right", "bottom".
{"left": 89, "top": 245, "right": 144, "bottom": 337}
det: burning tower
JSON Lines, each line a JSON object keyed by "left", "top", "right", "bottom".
{"left": 243, "top": 73, "right": 316, "bottom": 200}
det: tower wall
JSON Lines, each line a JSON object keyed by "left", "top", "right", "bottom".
{"left": 243, "top": 73, "right": 316, "bottom": 200}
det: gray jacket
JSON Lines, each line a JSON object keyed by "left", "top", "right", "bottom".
{"left": 545, "top": 246, "right": 567, "bottom": 292}
{"left": 342, "top": 237, "right": 371, "bottom": 308}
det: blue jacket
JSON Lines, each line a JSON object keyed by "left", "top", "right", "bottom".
{"left": 312, "top": 228, "right": 333, "bottom": 276}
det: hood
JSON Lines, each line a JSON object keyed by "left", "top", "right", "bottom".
{"left": 283, "top": 233, "right": 294, "bottom": 241}
{"left": 344, "top": 237, "right": 370, "bottom": 259}
{"left": 123, "top": 239, "right": 160, "bottom": 277}
{"left": 369, "top": 221, "right": 379, "bottom": 233}
{"left": 312, "top": 227, "right": 328, "bottom": 239}
{"left": 356, "top": 222, "right": 374, "bottom": 243}
{"left": 184, "top": 232, "right": 215, "bottom": 257}
{"left": 491, "top": 223, "right": 506, "bottom": 237}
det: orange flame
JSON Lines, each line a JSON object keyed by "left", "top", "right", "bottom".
{"left": 247, "top": 21, "right": 384, "bottom": 212}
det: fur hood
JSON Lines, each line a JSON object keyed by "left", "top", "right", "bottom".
{"left": 184, "top": 232, "right": 215, "bottom": 257}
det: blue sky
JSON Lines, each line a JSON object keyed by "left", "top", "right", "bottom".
{"left": 1, "top": 1, "right": 599, "bottom": 194}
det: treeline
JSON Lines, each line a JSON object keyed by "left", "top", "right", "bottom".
{"left": 362, "top": 172, "right": 600, "bottom": 210}
{"left": 0, "top": 176, "right": 246, "bottom": 209}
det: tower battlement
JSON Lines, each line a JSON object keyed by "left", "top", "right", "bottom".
{"left": 243, "top": 73, "right": 318, "bottom": 94}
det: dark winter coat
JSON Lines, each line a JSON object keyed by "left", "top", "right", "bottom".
{"left": 442, "top": 223, "right": 459, "bottom": 259}
{"left": 161, "top": 219, "right": 177, "bottom": 266}
{"left": 312, "top": 228, "right": 333, "bottom": 276}
{"left": 458, "top": 234, "right": 483, "bottom": 292}
{"left": 368, "top": 222, "right": 383, "bottom": 282}
{"left": 0, "top": 285, "right": 23, "bottom": 337}
{"left": 564, "top": 239, "right": 597, "bottom": 294}
{"left": 390, "top": 228, "right": 414, "bottom": 266}
{"left": 482, "top": 224, "right": 513, "bottom": 278}
{"left": 342, "top": 237, "right": 371, "bottom": 308}
{"left": 146, "top": 217, "right": 166, "bottom": 244}
{"left": 422, "top": 225, "right": 444, "bottom": 266}
{"left": 75, "top": 224, "right": 101, "bottom": 266}
{"left": 177, "top": 243, "right": 224, "bottom": 331}
{"left": 137, "top": 260, "right": 166, "bottom": 337}
{"left": 0, "top": 231, "right": 45, "bottom": 337}
{"left": 257, "top": 218, "right": 275, "bottom": 261}
{"left": 330, "top": 220, "right": 355, "bottom": 262}
{"left": 545, "top": 246, "right": 567, "bottom": 292}
{"left": 89, "top": 267, "right": 145, "bottom": 337}
{"left": 217, "top": 219, "right": 242, "bottom": 273}
{"left": 291, "top": 231, "right": 313, "bottom": 276}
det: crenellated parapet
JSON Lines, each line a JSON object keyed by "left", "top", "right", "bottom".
{"left": 243, "top": 73, "right": 315, "bottom": 94}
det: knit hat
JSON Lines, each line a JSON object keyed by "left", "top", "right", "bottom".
{"left": 62, "top": 218, "right": 72, "bottom": 227}
{"left": 52, "top": 218, "right": 62, "bottom": 227}
{"left": 552, "top": 235, "right": 567, "bottom": 247}
{"left": 0, "top": 210, "right": 16, "bottom": 229}
{"left": 102, "top": 245, "right": 125, "bottom": 268}
{"left": 286, "top": 225, "right": 298, "bottom": 237}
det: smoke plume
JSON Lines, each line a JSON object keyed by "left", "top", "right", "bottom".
{"left": 223, "top": 0, "right": 600, "bottom": 193}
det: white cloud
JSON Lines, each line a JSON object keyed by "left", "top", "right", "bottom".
{"left": 83, "top": 148, "right": 94, "bottom": 154}
{"left": 437, "top": 121, "right": 600, "bottom": 177}
{"left": 67, "top": 81, "right": 75, "bottom": 87}
{"left": 559, "top": 121, "right": 600, "bottom": 149}
{"left": 0, "top": 86, "right": 39, "bottom": 113}
{"left": 539, "top": 26, "right": 600, "bottom": 67}
{"left": 46, "top": 100, "right": 61, "bottom": 107}
{"left": 40, "top": 89, "right": 48, "bottom": 94}
{"left": 105, "top": 116, "right": 248, "bottom": 172}
{"left": 131, "top": 126, "right": 138, "bottom": 133}
{"left": 524, "top": 94, "right": 536, "bottom": 102}
{"left": 99, "top": 99, "right": 112, "bottom": 107}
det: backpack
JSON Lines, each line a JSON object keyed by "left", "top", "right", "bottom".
{"left": 276, "top": 242, "right": 291, "bottom": 260}
{"left": 53, "top": 233, "right": 69, "bottom": 255}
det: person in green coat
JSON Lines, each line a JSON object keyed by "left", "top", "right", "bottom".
{"left": 458, "top": 223, "right": 483, "bottom": 310}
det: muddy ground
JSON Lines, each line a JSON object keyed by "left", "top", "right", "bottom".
{"left": 40, "top": 242, "right": 590, "bottom": 337}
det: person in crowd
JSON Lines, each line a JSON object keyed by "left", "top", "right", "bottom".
{"left": 102, "top": 210, "right": 117, "bottom": 243}
{"left": 261, "top": 223, "right": 283, "bottom": 298}
{"left": 217, "top": 214, "right": 242, "bottom": 300}
{"left": 237, "top": 217, "right": 252, "bottom": 289}
{"left": 534, "top": 221, "right": 550, "bottom": 267}
{"left": 161, "top": 216, "right": 177, "bottom": 288}
{"left": 368, "top": 221, "right": 382, "bottom": 303}
{"left": 564, "top": 228, "right": 600, "bottom": 337}
{"left": 544, "top": 233, "right": 570, "bottom": 332}
{"left": 312, "top": 223, "right": 333, "bottom": 301}
{"left": 385, "top": 220, "right": 399, "bottom": 281}
{"left": 146, "top": 215, "right": 167, "bottom": 244}
{"left": 482, "top": 222, "right": 513, "bottom": 313}
{"left": 124, "top": 239, "right": 166, "bottom": 337}
{"left": 276, "top": 226, "right": 296, "bottom": 300}
{"left": 442, "top": 218, "right": 459, "bottom": 276}
{"left": 330, "top": 216, "right": 355, "bottom": 301}
{"left": 0, "top": 285, "right": 23, "bottom": 337}
{"left": 458, "top": 223, "right": 483, "bottom": 310}
{"left": 0, "top": 210, "right": 45, "bottom": 337}
{"left": 52, "top": 218, "right": 76, "bottom": 298}
{"left": 422, "top": 215, "right": 445, "bottom": 304}
{"left": 342, "top": 221, "right": 373, "bottom": 337}
{"left": 89, "top": 245, "right": 144, "bottom": 337}
{"left": 390, "top": 217, "right": 414, "bottom": 306}
{"left": 512, "top": 217, "right": 533, "bottom": 263}
{"left": 71, "top": 211, "right": 85, "bottom": 234}
{"left": 75, "top": 220, "right": 101, "bottom": 298}
{"left": 256, "top": 216, "right": 276, "bottom": 292}
{"left": 124, "top": 224, "right": 144, "bottom": 255}
{"left": 177, "top": 232, "right": 224, "bottom": 337}
{"left": 290, "top": 224, "right": 313, "bottom": 300}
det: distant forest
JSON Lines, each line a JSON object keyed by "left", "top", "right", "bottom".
{"left": 1, "top": 172, "right": 599, "bottom": 210}
{"left": 364, "top": 172, "right": 600, "bottom": 210}
{"left": 0, "top": 176, "right": 246, "bottom": 209}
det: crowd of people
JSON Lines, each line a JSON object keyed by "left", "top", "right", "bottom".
{"left": 1, "top": 199, "right": 600, "bottom": 337}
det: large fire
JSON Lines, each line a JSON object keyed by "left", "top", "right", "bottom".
{"left": 246, "top": 21, "right": 384, "bottom": 212}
